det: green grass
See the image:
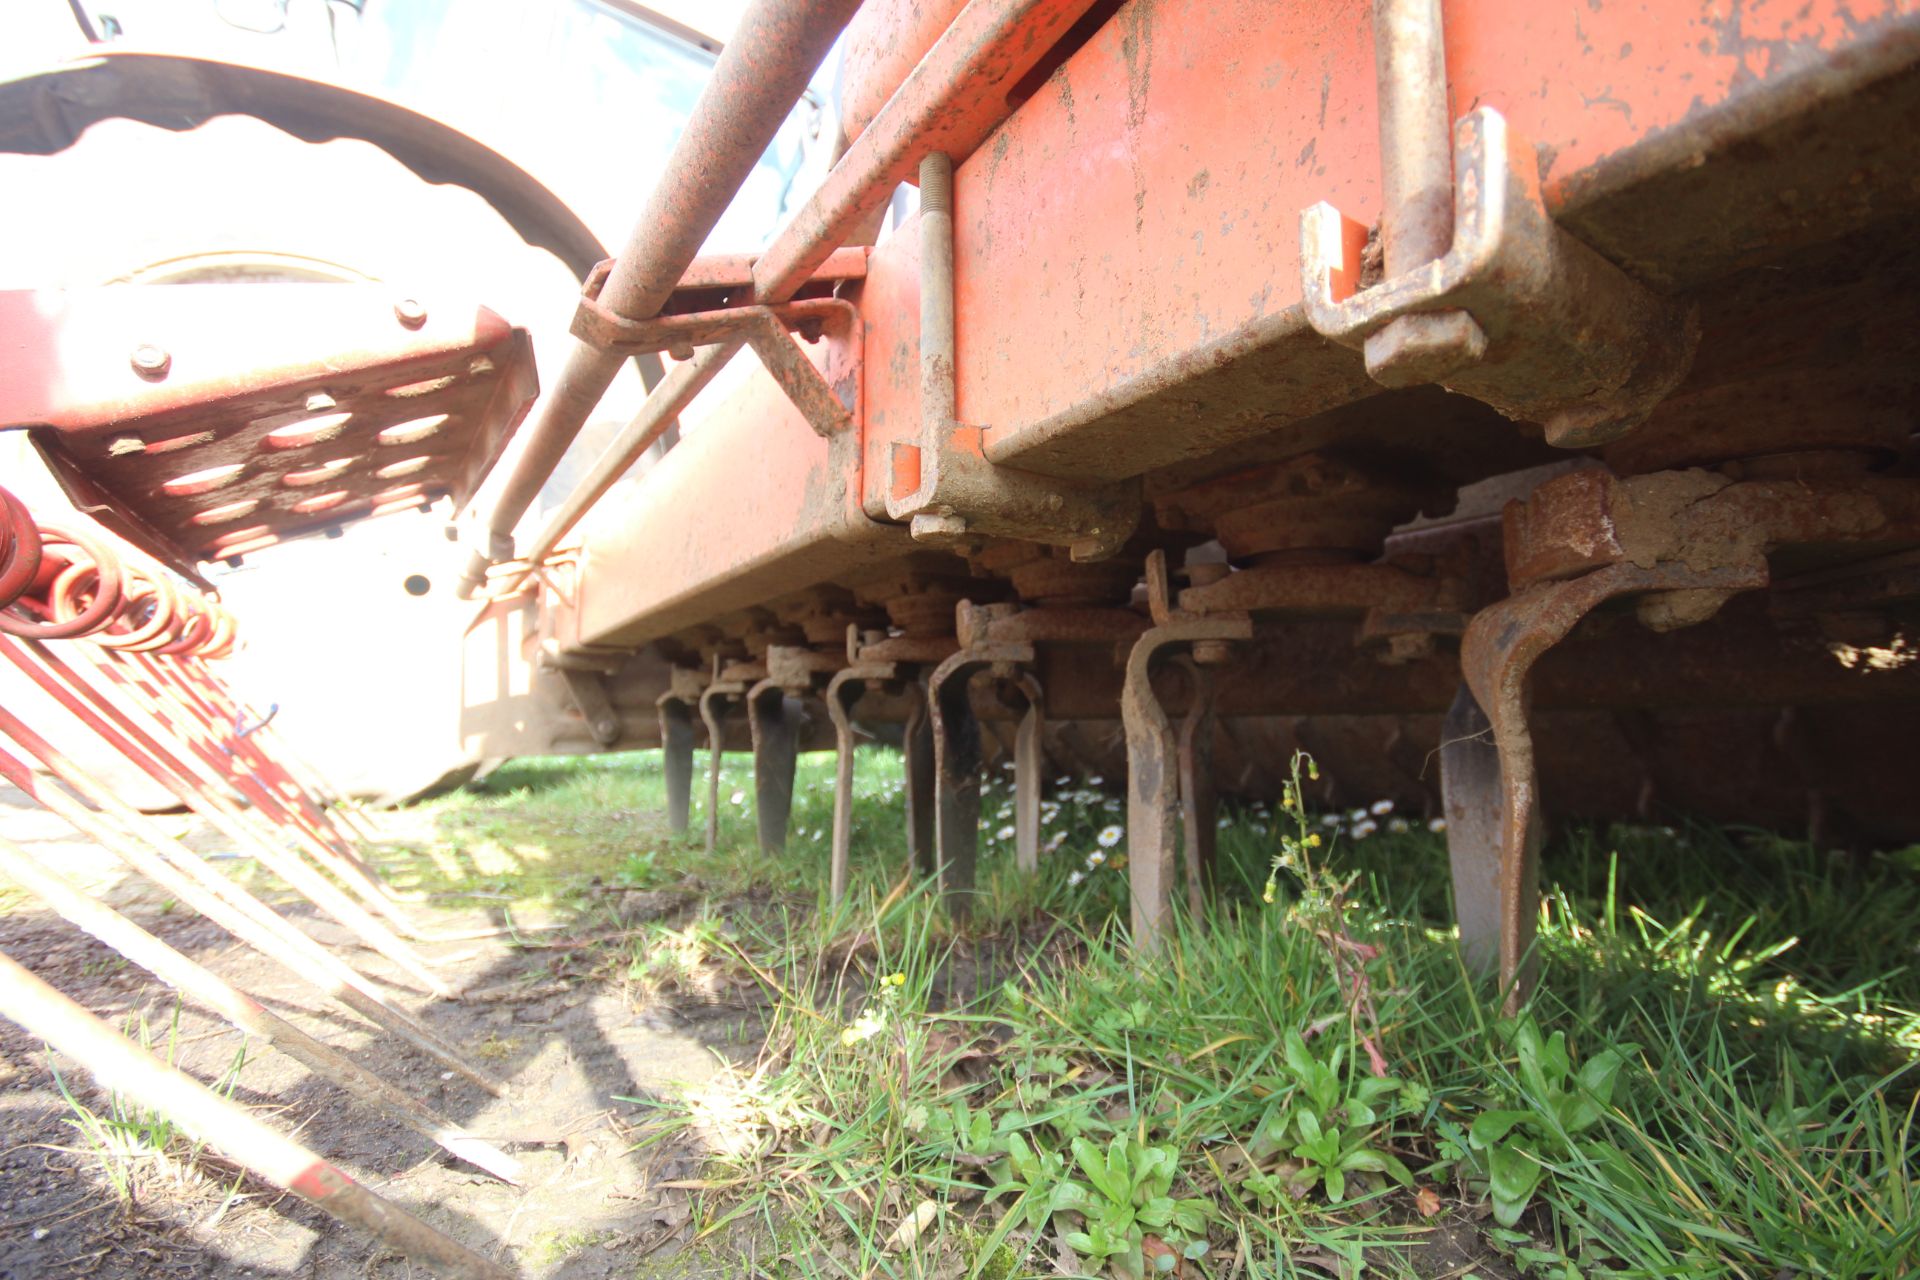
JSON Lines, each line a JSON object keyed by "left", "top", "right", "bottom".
{"left": 51, "top": 1001, "right": 251, "bottom": 1212}
{"left": 396, "top": 749, "right": 1920, "bottom": 1278}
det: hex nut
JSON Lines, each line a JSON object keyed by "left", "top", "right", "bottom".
{"left": 129, "top": 344, "right": 171, "bottom": 379}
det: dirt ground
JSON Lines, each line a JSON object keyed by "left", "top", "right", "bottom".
{"left": 0, "top": 787, "right": 757, "bottom": 1279}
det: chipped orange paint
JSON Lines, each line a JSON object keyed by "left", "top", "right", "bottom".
{"left": 570, "top": 327, "right": 905, "bottom": 649}
{"left": 568, "top": 0, "right": 1917, "bottom": 647}
{"left": 918, "top": 0, "right": 1917, "bottom": 471}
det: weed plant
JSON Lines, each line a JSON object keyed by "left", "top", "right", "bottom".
{"left": 402, "top": 748, "right": 1919, "bottom": 1278}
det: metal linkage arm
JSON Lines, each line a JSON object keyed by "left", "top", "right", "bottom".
{"left": 458, "top": 0, "right": 865, "bottom": 595}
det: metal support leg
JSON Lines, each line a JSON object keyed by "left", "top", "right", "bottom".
{"left": 699, "top": 683, "right": 742, "bottom": 853}
{"left": 747, "top": 678, "right": 799, "bottom": 856}
{"left": 658, "top": 695, "right": 695, "bottom": 835}
{"left": 1461, "top": 561, "right": 1764, "bottom": 1009}
{"left": 1121, "top": 620, "right": 1250, "bottom": 953}
{"left": 903, "top": 680, "right": 936, "bottom": 878}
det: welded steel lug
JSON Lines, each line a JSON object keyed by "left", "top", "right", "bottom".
{"left": 1302, "top": 106, "right": 1698, "bottom": 449}
{"left": 1461, "top": 560, "right": 1767, "bottom": 1008}
{"left": 1122, "top": 617, "right": 1252, "bottom": 952}
{"left": 926, "top": 642, "right": 1036, "bottom": 919}
{"left": 699, "top": 673, "right": 748, "bottom": 853}
{"left": 1504, "top": 466, "right": 1920, "bottom": 595}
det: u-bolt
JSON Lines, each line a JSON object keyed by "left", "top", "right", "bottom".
{"left": 1364, "top": 0, "right": 1483, "bottom": 374}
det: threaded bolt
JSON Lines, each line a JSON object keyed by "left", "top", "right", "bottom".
{"left": 919, "top": 153, "right": 952, "bottom": 215}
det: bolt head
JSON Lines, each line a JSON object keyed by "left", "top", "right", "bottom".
{"left": 129, "top": 344, "right": 171, "bottom": 378}
{"left": 1191, "top": 639, "right": 1236, "bottom": 666}
{"left": 910, "top": 512, "right": 970, "bottom": 543}
{"left": 1363, "top": 310, "right": 1487, "bottom": 388}
{"left": 394, "top": 299, "right": 428, "bottom": 328}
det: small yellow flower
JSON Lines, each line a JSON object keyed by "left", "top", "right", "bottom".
{"left": 1305, "top": 832, "right": 1322, "bottom": 848}
{"left": 1262, "top": 879, "right": 1277, "bottom": 905}
{"left": 885, "top": 972, "right": 907, "bottom": 988}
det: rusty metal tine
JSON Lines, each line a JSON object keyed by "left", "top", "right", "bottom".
{"left": 0, "top": 836, "right": 521, "bottom": 1184}
{"left": 659, "top": 696, "right": 696, "bottom": 836}
{"left": 926, "top": 655, "right": 983, "bottom": 919}
{"left": 96, "top": 653, "right": 407, "bottom": 920}
{"left": 0, "top": 679, "right": 449, "bottom": 997}
{"left": 1122, "top": 646, "right": 1181, "bottom": 954}
{"left": 698, "top": 684, "right": 738, "bottom": 853}
{"left": 0, "top": 740, "right": 507, "bottom": 1095}
{"left": 824, "top": 668, "right": 865, "bottom": 902}
{"left": 1173, "top": 659, "right": 1219, "bottom": 924}
{"left": 926, "top": 644, "right": 1038, "bottom": 917}
{"left": 115, "top": 647, "right": 366, "bottom": 856}
{"left": 1122, "top": 621, "right": 1250, "bottom": 952}
{"left": 60, "top": 643, "right": 429, "bottom": 926}
{"left": 98, "top": 648, "right": 408, "bottom": 916}
{"left": 1460, "top": 560, "right": 1766, "bottom": 1010}
{"left": 902, "top": 682, "right": 936, "bottom": 879}
{"left": 1439, "top": 683, "right": 1505, "bottom": 978}
{"left": 746, "top": 678, "right": 798, "bottom": 855}
{"left": 0, "top": 950, "right": 516, "bottom": 1280}
{"left": 1012, "top": 673, "right": 1045, "bottom": 874}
